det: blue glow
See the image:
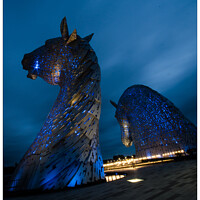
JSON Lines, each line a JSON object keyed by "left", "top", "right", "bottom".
{"left": 8, "top": 25, "right": 105, "bottom": 191}
{"left": 9, "top": 168, "right": 23, "bottom": 191}
{"left": 34, "top": 60, "right": 40, "bottom": 70}
{"left": 115, "top": 85, "right": 197, "bottom": 158}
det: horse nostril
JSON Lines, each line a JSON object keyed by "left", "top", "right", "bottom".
{"left": 27, "top": 73, "right": 37, "bottom": 80}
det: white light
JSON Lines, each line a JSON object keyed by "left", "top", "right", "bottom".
{"left": 34, "top": 60, "right": 39, "bottom": 69}
{"left": 116, "top": 175, "right": 120, "bottom": 179}
{"left": 108, "top": 176, "right": 113, "bottom": 182}
{"left": 127, "top": 178, "right": 144, "bottom": 183}
{"left": 112, "top": 176, "right": 116, "bottom": 181}
{"left": 105, "top": 175, "right": 126, "bottom": 182}
{"left": 156, "top": 154, "right": 161, "bottom": 158}
{"left": 152, "top": 155, "right": 156, "bottom": 158}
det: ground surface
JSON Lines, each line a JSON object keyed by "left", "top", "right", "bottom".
{"left": 4, "top": 159, "right": 197, "bottom": 200}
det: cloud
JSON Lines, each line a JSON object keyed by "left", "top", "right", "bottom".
{"left": 3, "top": 0, "right": 197, "bottom": 165}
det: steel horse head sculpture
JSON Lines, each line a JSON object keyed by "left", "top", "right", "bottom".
{"left": 111, "top": 85, "right": 197, "bottom": 158}
{"left": 9, "top": 17, "right": 104, "bottom": 191}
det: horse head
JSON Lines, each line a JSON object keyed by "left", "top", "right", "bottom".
{"left": 22, "top": 17, "right": 95, "bottom": 88}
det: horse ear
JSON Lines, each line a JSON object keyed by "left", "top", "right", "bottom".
{"left": 83, "top": 33, "right": 94, "bottom": 42}
{"left": 110, "top": 100, "right": 118, "bottom": 109}
{"left": 67, "top": 29, "right": 77, "bottom": 44}
{"left": 60, "top": 17, "right": 69, "bottom": 40}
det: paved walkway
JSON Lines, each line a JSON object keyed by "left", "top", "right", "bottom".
{"left": 5, "top": 159, "right": 197, "bottom": 200}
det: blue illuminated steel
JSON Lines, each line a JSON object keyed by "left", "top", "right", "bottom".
{"left": 111, "top": 85, "right": 197, "bottom": 158}
{"left": 9, "top": 17, "right": 104, "bottom": 191}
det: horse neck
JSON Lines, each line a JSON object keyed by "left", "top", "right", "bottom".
{"left": 46, "top": 64, "right": 101, "bottom": 128}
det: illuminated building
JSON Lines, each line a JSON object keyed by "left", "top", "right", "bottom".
{"left": 111, "top": 85, "right": 197, "bottom": 158}
{"left": 9, "top": 17, "right": 104, "bottom": 191}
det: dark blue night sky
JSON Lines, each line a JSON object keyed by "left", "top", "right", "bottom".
{"left": 3, "top": 0, "right": 197, "bottom": 166}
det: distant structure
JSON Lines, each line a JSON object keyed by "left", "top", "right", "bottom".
{"left": 9, "top": 17, "right": 104, "bottom": 191}
{"left": 111, "top": 85, "right": 197, "bottom": 158}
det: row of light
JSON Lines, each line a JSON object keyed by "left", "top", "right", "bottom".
{"left": 103, "top": 150, "right": 185, "bottom": 167}
{"left": 105, "top": 175, "right": 144, "bottom": 184}
{"left": 105, "top": 175, "right": 125, "bottom": 182}
{"left": 162, "top": 149, "right": 184, "bottom": 156}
